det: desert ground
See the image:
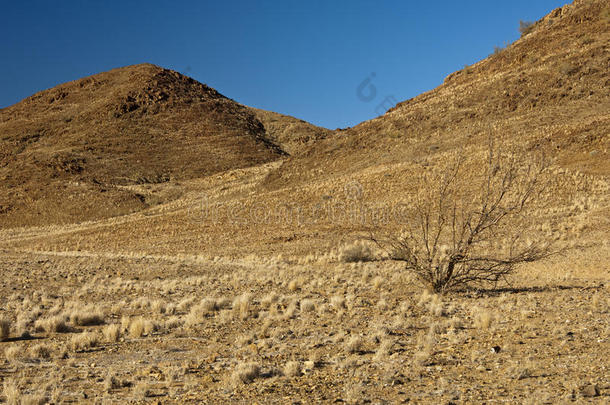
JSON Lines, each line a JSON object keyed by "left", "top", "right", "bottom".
{"left": 1, "top": 0, "right": 609, "bottom": 403}
{"left": 0, "top": 159, "right": 608, "bottom": 404}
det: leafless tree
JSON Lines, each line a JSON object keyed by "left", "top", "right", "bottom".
{"left": 372, "top": 140, "right": 556, "bottom": 293}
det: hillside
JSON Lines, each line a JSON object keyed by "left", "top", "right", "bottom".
{"left": 2, "top": 0, "right": 607, "bottom": 255}
{"left": 0, "top": 64, "right": 329, "bottom": 227}
{"left": 250, "top": 108, "right": 332, "bottom": 155}
{"left": 265, "top": 0, "right": 609, "bottom": 190}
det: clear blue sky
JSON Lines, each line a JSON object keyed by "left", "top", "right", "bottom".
{"left": 1, "top": 0, "right": 569, "bottom": 129}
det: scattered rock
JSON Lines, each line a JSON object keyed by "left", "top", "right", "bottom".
{"left": 580, "top": 384, "right": 600, "bottom": 398}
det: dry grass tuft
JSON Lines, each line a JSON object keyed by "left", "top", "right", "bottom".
{"left": 232, "top": 294, "right": 253, "bottom": 320}
{"left": 3, "top": 379, "right": 20, "bottom": 405}
{"left": 104, "top": 373, "right": 130, "bottom": 393}
{"left": 103, "top": 324, "right": 121, "bottom": 342}
{"left": 338, "top": 241, "right": 376, "bottom": 263}
{"left": 4, "top": 346, "right": 22, "bottom": 364}
{"left": 128, "top": 318, "right": 157, "bottom": 338}
{"left": 69, "top": 331, "right": 99, "bottom": 352}
{"left": 34, "top": 315, "right": 71, "bottom": 333}
{"left": 231, "top": 362, "right": 260, "bottom": 385}
{"left": 69, "top": 308, "right": 105, "bottom": 326}
{"left": 374, "top": 339, "right": 394, "bottom": 361}
{"left": 300, "top": 299, "right": 316, "bottom": 312}
{"left": 473, "top": 307, "right": 494, "bottom": 329}
{"left": 331, "top": 295, "right": 346, "bottom": 309}
{"left": 0, "top": 318, "right": 11, "bottom": 341}
{"left": 283, "top": 361, "right": 302, "bottom": 377}
{"left": 133, "top": 381, "right": 153, "bottom": 399}
{"left": 345, "top": 336, "right": 365, "bottom": 354}
{"left": 28, "top": 343, "right": 52, "bottom": 360}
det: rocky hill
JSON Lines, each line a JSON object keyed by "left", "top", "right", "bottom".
{"left": 264, "top": 0, "right": 609, "bottom": 189}
{"left": 0, "top": 64, "right": 327, "bottom": 227}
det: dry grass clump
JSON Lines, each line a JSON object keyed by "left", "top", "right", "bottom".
{"left": 345, "top": 336, "right": 365, "bottom": 354}
{"left": 4, "top": 346, "right": 22, "bottom": 364}
{"left": 3, "top": 379, "right": 20, "bottom": 405}
{"left": 473, "top": 307, "right": 494, "bottom": 330}
{"left": 372, "top": 276, "right": 384, "bottom": 289}
{"left": 0, "top": 318, "right": 11, "bottom": 341}
{"left": 177, "top": 297, "right": 195, "bottom": 312}
{"left": 128, "top": 318, "right": 157, "bottom": 338}
{"left": 261, "top": 292, "right": 279, "bottom": 308}
{"left": 231, "top": 362, "right": 260, "bottom": 385}
{"left": 331, "top": 295, "right": 346, "bottom": 309}
{"left": 28, "top": 343, "right": 52, "bottom": 360}
{"left": 133, "top": 381, "right": 153, "bottom": 399}
{"left": 283, "top": 361, "right": 302, "bottom": 377}
{"left": 300, "top": 299, "right": 316, "bottom": 312}
{"left": 34, "top": 315, "right": 71, "bottom": 333}
{"left": 151, "top": 300, "right": 166, "bottom": 314}
{"left": 103, "top": 324, "right": 121, "bottom": 342}
{"left": 287, "top": 278, "right": 300, "bottom": 292}
{"left": 104, "top": 372, "right": 131, "bottom": 393}
{"left": 338, "top": 241, "right": 376, "bottom": 263}
{"left": 374, "top": 339, "right": 394, "bottom": 361}
{"left": 414, "top": 330, "right": 436, "bottom": 366}
{"left": 232, "top": 294, "right": 253, "bottom": 320}
{"left": 70, "top": 309, "right": 105, "bottom": 326}
{"left": 69, "top": 331, "right": 99, "bottom": 351}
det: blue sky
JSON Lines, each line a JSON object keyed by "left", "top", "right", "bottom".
{"left": 1, "top": 0, "right": 569, "bottom": 129}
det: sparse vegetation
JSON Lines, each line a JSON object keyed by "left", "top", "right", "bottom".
{"left": 519, "top": 20, "right": 535, "bottom": 37}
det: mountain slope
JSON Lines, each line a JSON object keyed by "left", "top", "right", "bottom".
{"left": 0, "top": 64, "right": 293, "bottom": 226}
{"left": 264, "top": 0, "right": 609, "bottom": 189}
{"left": 250, "top": 108, "right": 332, "bottom": 155}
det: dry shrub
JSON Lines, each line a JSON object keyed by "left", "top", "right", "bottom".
{"left": 519, "top": 20, "right": 535, "bottom": 37}
{"left": 373, "top": 141, "right": 555, "bottom": 292}
{"left": 338, "top": 241, "right": 376, "bottom": 263}
{"left": 231, "top": 362, "right": 260, "bottom": 385}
